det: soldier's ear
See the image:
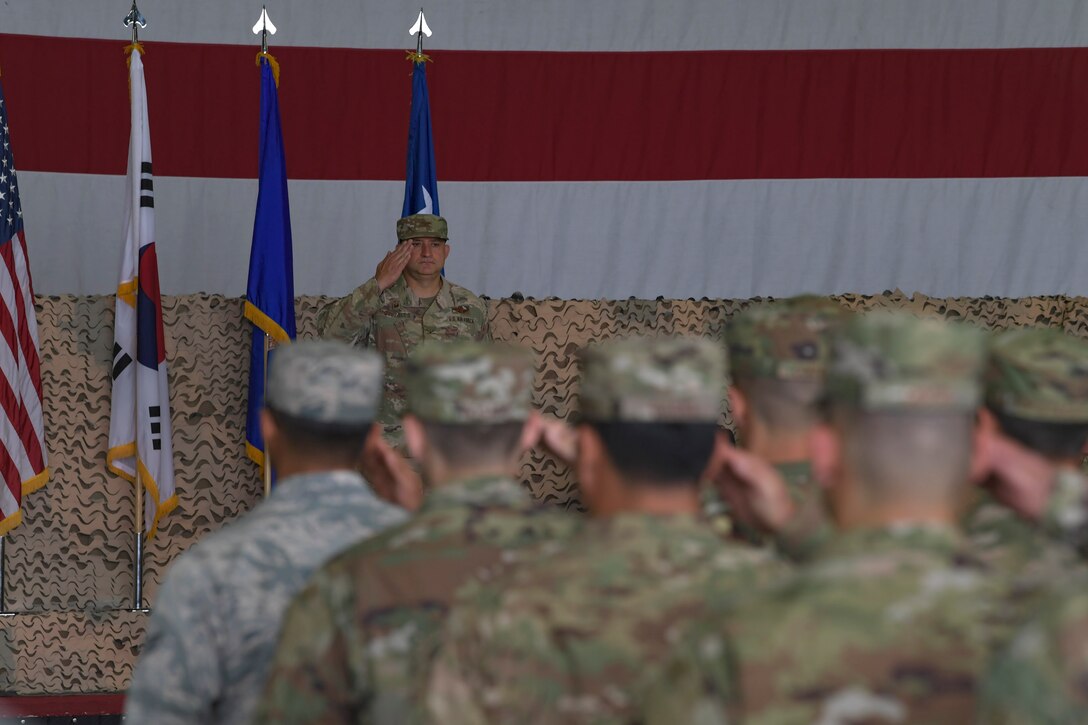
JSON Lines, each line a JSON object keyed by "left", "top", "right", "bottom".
{"left": 403, "top": 415, "right": 427, "bottom": 462}
{"left": 727, "top": 387, "right": 747, "bottom": 430}
{"left": 259, "top": 409, "right": 280, "bottom": 455}
{"left": 809, "top": 423, "right": 839, "bottom": 491}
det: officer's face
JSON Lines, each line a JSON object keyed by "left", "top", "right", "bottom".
{"left": 401, "top": 236, "right": 449, "bottom": 278}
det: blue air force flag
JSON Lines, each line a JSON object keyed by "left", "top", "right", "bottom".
{"left": 245, "top": 56, "right": 296, "bottom": 470}
{"left": 402, "top": 59, "right": 439, "bottom": 217}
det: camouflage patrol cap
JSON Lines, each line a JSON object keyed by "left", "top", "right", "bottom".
{"left": 396, "top": 213, "right": 448, "bottom": 241}
{"left": 727, "top": 296, "right": 849, "bottom": 381}
{"left": 986, "top": 327, "right": 1088, "bottom": 422}
{"left": 579, "top": 337, "right": 725, "bottom": 423}
{"left": 404, "top": 340, "right": 535, "bottom": 423}
{"left": 826, "top": 312, "right": 987, "bottom": 411}
{"left": 265, "top": 340, "right": 384, "bottom": 426}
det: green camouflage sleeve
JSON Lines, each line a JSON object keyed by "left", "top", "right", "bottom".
{"left": 318, "top": 278, "right": 383, "bottom": 346}
{"left": 1041, "top": 468, "right": 1088, "bottom": 558}
{"left": 254, "top": 578, "right": 356, "bottom": 723}
{"left": 978, "top": 587, "right": 1088, "bottom": 724}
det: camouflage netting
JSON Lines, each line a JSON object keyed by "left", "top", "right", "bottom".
{"left": 0, "top": 290, "right": 1080, "bottom": 694}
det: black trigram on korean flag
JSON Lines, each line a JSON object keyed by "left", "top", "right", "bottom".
{"left": 140, "top": 162, "right": 154, "bottom": 208}
{"left": 112, "top": 342, "right": 132, "bottom": 381}
{"left": 148, "top": 405, "right": 162, "bottom": 450}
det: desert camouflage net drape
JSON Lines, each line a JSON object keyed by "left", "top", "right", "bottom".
{"left": 0, "top": 290, "right": 1080, "bottom": 694}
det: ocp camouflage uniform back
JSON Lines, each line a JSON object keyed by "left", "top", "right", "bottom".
{"left": 424, "top": 336, "right": 780, "bottom": 724}
{"left": 255, "top": 340, "right": 575, "bottom": 725}
{"left": 719, "top": 297, "right": 847, "bottom": 547}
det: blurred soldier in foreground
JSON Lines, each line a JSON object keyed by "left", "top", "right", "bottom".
{"left": 426, "top": 337, "right": 787, "bottom": 724}
{"left": 978, "top": 573, "right": 1088, "bottom": 722}
{"left": 705, "top": 312, "right": 1012, "bottom": 722}
{"left": 124, "top": 341, "right": 407, "bottom": 725}
{"left": 714, "top": 296, "right": 846, "bottom": 545}
{"left": 973, "top": 328, "right": 1088, "bottom": 722}
{"left": 973, "top": 327, "right": 1088, "bottom": 557}
{"left": 256, "top": 340, "right": 575, "bottom": 724}
{"left": 319, "top": 213, "right": 489, "bottom": 453}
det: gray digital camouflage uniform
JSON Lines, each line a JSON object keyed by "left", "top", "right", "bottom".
{"left": 255, "top": 340, "right": 577, "bottom": 724}
{"left": 124, "top": 341, "right": 408, "bottom": 725}
{"left": 318, "top": 214, "right": 490, "bottom": 450}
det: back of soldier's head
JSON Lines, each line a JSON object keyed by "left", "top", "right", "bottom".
{"left": 264, "top": 340, "right": 384, "bottom": 462}
{"left": 824, "top": 312, "right": 987, "bottom": 505}
{"left": 404, "top": 339, "right": 536, "bottom": 468}
{"left": 985, "top": 327, "right": 1088, "bottom": 462}
{"left": 579, "top": 336, "right": 726, "bottom": 486}
{"left": 726, "top": 296, "right": 848, "bottom": 435}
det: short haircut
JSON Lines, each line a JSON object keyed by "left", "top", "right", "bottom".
{"left": 992, "top": 408, "right": 1088, "bottom": 461}
{"left": 268, "top": 409, "right": 372, "bottom": 463}
{"left": 834, "top": 406, "right": 973, "bottom": 506}
{"left": 421, "top": 421, "right": 525, "bottom": 469}
{"left": 586, "top": 421, "right": 718, "bottom": 487}
{"left": 733, "top": 376, "right": 824, "bottom": 434}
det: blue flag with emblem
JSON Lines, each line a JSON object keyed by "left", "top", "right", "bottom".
{"left": 245, "top": 56, "right": 296, "bottom": 471}
{"left": 402, "top": 59, "right": 439, "bottom": 217}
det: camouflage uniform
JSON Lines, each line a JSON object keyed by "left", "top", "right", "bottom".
{"left": 686, "top": 313, "right": 1019, "bottom": 722}
{"left": 973, "top": 327, "right": 1088, "bottom": 558}
{"left": 714, "top": 296, "right": 847, "bottom": 550}
{"left": 318, "top": 214, "right": 490, "bottom": 449}
{"left": 124, "top": 342, "right": 407, "bottom": 725}
{"left": 978, "top": 578, "right": 1088, "bottom": 723}
{"left": 426, "top": 337, "right": 788, "bottom": 724}
{"left": 255, "top": 340, "right": 577, "bottom": 724}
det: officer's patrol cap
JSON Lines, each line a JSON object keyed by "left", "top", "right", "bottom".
{"left": 727, "top": 295, "right": 849, "bottom": 381}
{"left": 579, "top": 337, "right": 725, "bottom": 423}
{"left": 265, "top": 340, "right": 384, "bottom": 427}
{"left": 986, "top": 327, "right": 1088, "bottom": 423}
{"left": 405, "top": 340, "right": 535, "bottom": 423}
{"left": 826, "top": 312, "right": 987, "bottom": 411}
{"left": 397, "top": 213, "right": 448, "bottom": 242}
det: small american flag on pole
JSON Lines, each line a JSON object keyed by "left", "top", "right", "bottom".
{"left": 0, "top": 74, "right": 49, "bottom": 536}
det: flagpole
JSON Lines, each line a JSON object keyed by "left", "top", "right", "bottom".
{"left": 263, "top": 332, "right": 273, "bottom": 497}
{"left": 134, "top": 467, "right": 144, "bottom": 609}
{"left": 124, "top": 0, "right": 148, "bottom": 612}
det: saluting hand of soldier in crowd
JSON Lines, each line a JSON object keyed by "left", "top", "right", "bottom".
{"left": 374, "top": 242, "right": 413, "bottom": 291}
{"left": 706, "top": 437, "right": 796, "bottom": 534}
{"left": 358, "top": 430, "right": 424, "bottom": 511}
{"left": 973, "top": 407, "right": 1055, "bottom": 521}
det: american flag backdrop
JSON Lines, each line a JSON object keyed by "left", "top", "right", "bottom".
{"left": 0, "top": 75, "right": 48, "bottom": 536}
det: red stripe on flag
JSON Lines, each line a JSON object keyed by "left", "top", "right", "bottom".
{"left": 16, "top": 232, "right": 43, "bottom": 403}
{"left": 3, "top": 33, "right": 1088, "bottom": 181}
{"left": 1, "top": 239, "right": 44, "bottom": 471}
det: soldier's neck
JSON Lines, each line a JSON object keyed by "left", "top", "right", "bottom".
{"left": 403, "top": 272, "right": 442, "bottom": 298}
{"left": 743, "top": 426, "right": 812, "bottom": 468}
{"left": 831, "top": 484, "right": 959, "bottom": 530}
{"left": 425, "top": 462, "right": 514, "bottom": 488}
{"left": 592, "top": 482, "right": 702, "bottom": 518}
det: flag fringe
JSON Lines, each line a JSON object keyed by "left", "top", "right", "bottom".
{"left": 22, "top": 468, "right": 48, "bottom": 496}
{"left": 139, "top": 456, "right": 178, "bottom": 541}
{"left": 244, "top": 301, "right": 292, "bottom": 344}
{"left": 256, "top": 52, "right": 281, "bottom": 88}
{"left": 0, "top": 508, "right": 22, "bottom": 537}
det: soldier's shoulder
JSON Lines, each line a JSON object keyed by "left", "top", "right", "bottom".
{"left": 445, "top": 280, "right": 488, "bottom": 308}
